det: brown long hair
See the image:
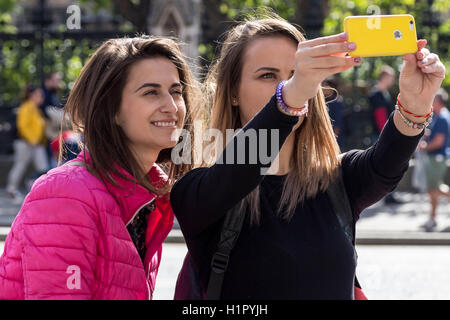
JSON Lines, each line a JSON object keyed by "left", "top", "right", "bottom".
{"left": 205, "top": 13, "right": 341, "bottom": 224}
{"left": 64, "top": 36, "right": 200, "bottom": 195}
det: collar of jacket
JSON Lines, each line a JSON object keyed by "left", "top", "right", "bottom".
{"left": 74, "top": 150, "right": 171, "bottom": 226}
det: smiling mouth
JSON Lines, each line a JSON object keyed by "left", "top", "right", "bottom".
{"left": 151, "top": 121, "right": 177, "bottom": 127}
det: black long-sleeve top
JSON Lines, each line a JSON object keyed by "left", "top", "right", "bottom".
{"left": 170, "top": 94, "right": 423, "bottom": 299}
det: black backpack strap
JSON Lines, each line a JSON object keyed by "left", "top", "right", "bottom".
{"left": 326, "top": 165, "right": 362, "bottom": 289}
{"left": 205, "top": 201, "right": 247, "bottom": 300}
{"left": 326, "top": 166, "right": 354, "bottom": 244}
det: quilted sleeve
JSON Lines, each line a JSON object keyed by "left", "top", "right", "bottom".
{"left": 18, "top": 194, "right": 100, "bottom": 300}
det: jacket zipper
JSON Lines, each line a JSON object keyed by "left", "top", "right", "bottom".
{"left": 126, "top": 198, "right": 155, "bottom": 227}
{"left": 126, "top": 197, "right": 156, "bottom": 300}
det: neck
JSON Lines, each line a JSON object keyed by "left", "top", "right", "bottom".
{"left": 132, "top": 147, "right": 159, "bottom": 175}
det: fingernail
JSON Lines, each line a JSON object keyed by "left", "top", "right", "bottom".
{"left": 424, "top": 66, "right": 430, "bottom": 70}
{"left": 354, "top": 57, "right": 361, "bottom": 63}
{"left": 339, "top": 32, "right": 348, "bottom": 39}
{"left": 348, "top": 42, "right": 357, "bottom": 50}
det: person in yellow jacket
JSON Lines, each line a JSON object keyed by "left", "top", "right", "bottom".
{"left": 7, "top": 84, "right": 49, "bottom": 201}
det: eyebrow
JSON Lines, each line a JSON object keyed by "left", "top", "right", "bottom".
{"left": 254, "top": 67, "right": 280, "bottom": 73}
{"left": 254, "top": 67, "right": 295, "bottom": 77}
{"left": 134, "top": 82, "right": 182, "bottom": 93}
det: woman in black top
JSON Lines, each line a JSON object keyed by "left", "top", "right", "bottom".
{"left": 170, "top": 15, "right": 446, "bottom": 299}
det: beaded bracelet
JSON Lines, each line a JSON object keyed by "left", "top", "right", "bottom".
{"left": 395, "top": 104, "right": 433, "bottom": 130}
{"left": 276, "top": 81, "right": 308, "bottom": 117}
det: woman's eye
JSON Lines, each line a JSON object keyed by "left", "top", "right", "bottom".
{"left": 260, "top": 73, "right": 276, "bottom": 79}
{"left": 144, "top": 90, "right": 157, "bottom": 96}
{"left": 171, "top": 90, "right": 183, "bottom": 96}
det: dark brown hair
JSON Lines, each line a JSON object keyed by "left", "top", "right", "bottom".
{"left": 64, "top": 36, "right": 199, "bottom": 195}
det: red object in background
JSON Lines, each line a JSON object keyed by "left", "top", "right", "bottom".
{"left": 354, "top": 286, "right": 368, "bottom": 300}
{"left": 50, "top": 130, "right": 75, "bottom": 155}
{"left": 374, "top": 107, "right": 388, "bottom": 133}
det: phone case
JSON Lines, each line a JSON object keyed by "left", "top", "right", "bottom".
{"left": 344, "top": 15, "right": 418, "bottom": 57}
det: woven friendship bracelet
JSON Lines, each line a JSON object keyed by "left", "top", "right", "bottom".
{"left": 396, "top": 94, "right": 433, "bottom": 119}
{"left": 276, "top": 81, "right": 308, "bottom": 117}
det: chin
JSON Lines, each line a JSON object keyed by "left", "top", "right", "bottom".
{"left": 159, "top": 139, "right": 179, "bottom": 150}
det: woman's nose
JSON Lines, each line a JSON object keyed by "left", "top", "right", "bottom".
{"left": 161, "top": 94, "right": 178, "bottom": 113}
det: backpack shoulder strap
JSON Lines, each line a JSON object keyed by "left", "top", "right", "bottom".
{"left": 326, "top": 165, "right": 363, "bottom": 290}
{"left": 205, "top": 201, "right": 247, "bottom": 300}
{"left": 326, "top": 165, "right": 354, "bottom": 244}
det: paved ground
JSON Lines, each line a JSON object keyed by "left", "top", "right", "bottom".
{"left": 0, "top": 188, "right": 23, "bottom": 226}
{"left": 357, "top": 192, "right": 450, "bottom": 233}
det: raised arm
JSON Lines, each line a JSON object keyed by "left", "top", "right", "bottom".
{"left": 171, "top": 95, "right": 298, "bottom": 235}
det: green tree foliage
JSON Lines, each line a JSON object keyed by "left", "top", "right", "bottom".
{"left": 0, "top": 0, "right": 448, "bottom": 110}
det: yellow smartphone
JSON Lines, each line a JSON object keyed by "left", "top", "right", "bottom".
{"left": 344, "top": 14, "right": 418, "bottom": 57}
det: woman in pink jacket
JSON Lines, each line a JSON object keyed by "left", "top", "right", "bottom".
{"left": 0, "top": 36, "right": 199, "bottom": 299}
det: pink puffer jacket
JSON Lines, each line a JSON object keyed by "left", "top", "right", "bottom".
{"left": 0, "top": 151, "right": 174, "bottom": 299}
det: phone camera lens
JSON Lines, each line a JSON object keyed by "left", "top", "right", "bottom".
{"left": 410, "top": 20, "right": 413, "bottom": 24}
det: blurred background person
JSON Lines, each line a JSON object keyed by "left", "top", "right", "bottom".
{"left": 6, "top": 84, "right": 49, "bottom": 202}
{"left": 49, "top": 129, "right": 82, "bottom": 164}
{"left": 41, "top": 72, "right": 64, "bottom": 168}
{"left": 369, "top": 65, "right": 396, "bottom": 141}
{"left": 323, "top": 77, "right": 345, "bottom": 150}
{"left": 419, "top": 88, "right": 450, "bottom": 232}
{"left": 369, "top": 65, "right": 403, "bottom": 205}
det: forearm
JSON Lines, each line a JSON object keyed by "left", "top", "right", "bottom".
{"left": 393, "top": 109, "right": 428, "bottom": 137}
{"left": 374, "top": 111, "right": 424, "bottom": 177}
{"left": 171, "top": 95, "right": 299, "bottom": 234}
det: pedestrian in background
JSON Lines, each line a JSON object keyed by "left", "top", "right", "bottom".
{"left": 50, "top": 129, "right": 82, "bottom": 164}
{"left": 369, "top": 65, "right": 403, "bottom": 205}
{"left": 41, "top": 72, "right": 65, "bottom": 168}
{"left": 6, "top": 84, "right": 48, "bottom": 202}
{"left": 369, "top": 65, "right": 396, "bottom": 140}
{"left": 419, "top": 88, "right": 450, "bottom": 232}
